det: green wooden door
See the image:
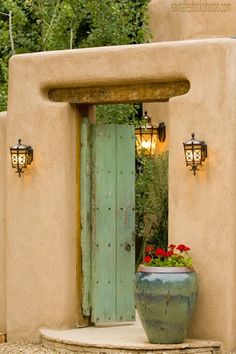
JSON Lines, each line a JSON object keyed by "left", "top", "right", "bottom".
{"left": 80, "top": 118, "right": 135, "bottom": 323}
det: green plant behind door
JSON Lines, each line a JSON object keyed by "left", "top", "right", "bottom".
{"left": 135, "top": 152, "right": 168, "bottom": 267}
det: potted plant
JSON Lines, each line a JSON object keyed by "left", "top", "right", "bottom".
{"left": 134, "top": 244, "right": 197, "bottom": 344}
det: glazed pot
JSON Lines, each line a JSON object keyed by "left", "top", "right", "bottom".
{"left": 135, "top": 265, "right": 197, "bottom": 344}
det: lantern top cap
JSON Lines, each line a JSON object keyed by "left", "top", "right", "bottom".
{"left": 139, "top": 111, "right": 156, "bottom": 129}
{"left": 144, "top": 111, "right": 149, "bottom": 119}
{"left": 10, "top": 138, "right": 30, "bottom": 150}
{"left": 184, "top": 133, "right": 202, "bottom": 146}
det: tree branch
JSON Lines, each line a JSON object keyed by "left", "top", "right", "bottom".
{"left": 70, "top": 28, "right": 73, "bottom": 49}
{"left": 9, "top": 11, "right": 15, "bottom": 55}
{"left": 0, "top": 11, "right": 9, "bottom": 16}
{"left": 43, "top": 0, "right": 61, "bottom": 44}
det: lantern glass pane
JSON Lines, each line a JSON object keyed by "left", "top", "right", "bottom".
{"left": 11, "top": 153, "right": 18, "bottom": 166}
{"left": 19, "top": 153, "right": 26, "bottom": 166}
{"left": 194, "top": 148, "right": 202, "bottom": 163}
{"left": 185, "top": 149, "right": 193, "bottom": 163}
{"left": 140, "top": 133, "right": 157, "bottom": 155}
{"left": 150, "top": 134, "right": 158, "bottom": 155}
{"left": 141, "top": 133, "right": 152, "bottom": 150}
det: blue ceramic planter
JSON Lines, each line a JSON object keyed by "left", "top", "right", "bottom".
{"left": 135, "top": 265, "right": 197, "bottom": 344}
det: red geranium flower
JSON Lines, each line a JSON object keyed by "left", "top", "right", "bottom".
{"left": 141, "top": 242, "right": 193, "bottom": 267}
{"left": 144, "top": 256, "right": 152, "bottom": 263}
{"left": 145, "top": 245, "right": 154, "bottom": 254}
{"left": 168, "top": 244, "right": 176, "bottom": 250}
{"left": 176, "top": 244, "right": 191, "bottom": 252}
{"left": 166, "top": 250, "right": 174, "bottom": 257}
{"left": 155, "top": 248, "right": 167, "bottom": 257}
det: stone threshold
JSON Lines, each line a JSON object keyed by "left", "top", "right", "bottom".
{"left": 40, "top": 321, "right": 222, "bottom": 354}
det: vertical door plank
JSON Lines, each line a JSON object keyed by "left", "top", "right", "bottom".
{"left": 80, "top": 118, "right": 92, "bottom": 316}
{"left": 116, "top": 125, "right": 136, "bottom": 321}
{"left": 91, "top": 125, "right": 117, "bottom": 323}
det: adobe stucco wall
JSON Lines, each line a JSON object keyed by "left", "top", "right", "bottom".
{"left": 146, "top": 20, "right": 236, "bottom": 354}
{"left": 6, "top": 39, "right": 236, "bottom": 351}
{"left": 148, "top": 0, "right": 236, "bottom": 42}
{"left": 145, "top": 0, "right": 236, "bottom": 142}
{"left": 0, "top": 112, "right": 6, "bottom": 334}
{"left": 6, "top": 73, "right": 79, "bottom": 339}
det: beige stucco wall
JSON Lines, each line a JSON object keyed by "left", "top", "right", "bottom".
{"left": 148, "top": 0, "right": 236, "bottom": 42}
{"left": 168, "top": 45, "right": 236, "bottom": 349}
{"left": 146, "top": 0, "right": 236, "bottom": 153}
{"left": 144, "top": 6, "right": 236, "bottom": 349}
{"left": 0, "top": 112, "right": 6, "bottom": 334}
{"left": 6, "top": 39, "right": 236, "bottom": 351}
{"left": 6, "top": 77, "right": 78, "bottom": 340}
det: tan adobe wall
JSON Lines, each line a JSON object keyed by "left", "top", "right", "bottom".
{"left": 5, "top": 39, "right": 236, "bottom": 352}
{"left": 0, "top": 112, "right": 6, "bottom": 334}
{"left": 146, "top": 0, "right": 236, "bottom": 151}
{"left": 148, "top": 0, "right": 236, "bottom": 42}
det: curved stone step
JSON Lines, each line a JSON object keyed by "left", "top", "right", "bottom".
{"left": 40, "top": 321, "right": 222, "bottom": 354}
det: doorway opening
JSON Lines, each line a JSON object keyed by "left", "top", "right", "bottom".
{"left": 48, "top": 79, "right": 190, "bottom": 325}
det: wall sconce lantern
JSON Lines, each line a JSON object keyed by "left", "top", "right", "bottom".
{"left": 135, "top": 111, "right": 166, "bottom": 156}
{"left": 10, "top": 139, "right": 33, "bottom": 177}
{"left": 183, "top": 133, "right": 207, "bottom": 176}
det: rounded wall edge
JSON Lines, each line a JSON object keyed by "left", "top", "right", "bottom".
{"left": 0, "top": 112, "right": 7, "bottom": 333}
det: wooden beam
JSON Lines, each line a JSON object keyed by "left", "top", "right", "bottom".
{"left": 48, "top": 81, "right": 190, "bottom": 104}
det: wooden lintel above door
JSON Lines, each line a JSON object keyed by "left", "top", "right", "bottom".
{"left": 48, "top": 80, "right": 190, "bottom": 105}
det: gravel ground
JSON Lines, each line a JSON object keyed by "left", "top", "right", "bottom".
{"left": 0, "top": 342, "right": 56, "bottom": 353}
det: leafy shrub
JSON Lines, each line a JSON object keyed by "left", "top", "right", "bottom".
{"left": 135, "top": 152, "right": 168, "bottom": 267}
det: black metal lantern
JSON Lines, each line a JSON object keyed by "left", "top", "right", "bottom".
{"left": 135, "top": 111, "right": 166, "bottom": 156}
{"left": 183, "top": 133, "right": 207, "bottom": 175}
{"left": 10, "top": 139, "right": 33, "bottom": 177}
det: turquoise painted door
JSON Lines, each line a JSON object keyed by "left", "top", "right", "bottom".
{"left": 80, "top": 118, "right": 135, "bottom": 323}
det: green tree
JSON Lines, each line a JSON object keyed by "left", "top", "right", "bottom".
{"left": 0, "top": 0, "right": 150, "bottom": 111}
